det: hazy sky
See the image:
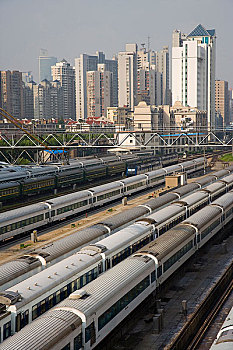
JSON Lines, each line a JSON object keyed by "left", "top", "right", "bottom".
{"left": 0, "top": 0, "right": 232, "bottom": 86}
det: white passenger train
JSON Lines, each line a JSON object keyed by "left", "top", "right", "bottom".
{"left": 0, "top": 158, "right": 205, "bottom": 242}
{"left": 0, "top": 180, "right": 233, "bottom": 344}
{"left": 1, "top": 189, "right": 233, "bottom": 349}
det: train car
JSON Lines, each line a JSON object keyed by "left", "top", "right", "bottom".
{"left": 106, "top": 161, "right": 126, "bottom": 176}
{"left": 84, "top": 164, "right": 107, "bottom": 181}
{"left": 55, "top": 169, "right": 84, "bottom": 188}
{"left": 0, "top": 203, "right": 50, "bottom": 242}
{"left": 119, "top": 174, "right": 148, "bottom": 195}
{"left": 48, "top": 191, "right": 92, "bottom": 222}
{"left": 210, "top": 306, "right": 233, "bottom": 350}
{"left": 21, "top": 176, "right": 56, "bottom": 196}
{"left": 0, "top": 182, "right": 21, "bottom": 202}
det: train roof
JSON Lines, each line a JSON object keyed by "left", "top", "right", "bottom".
{"left": 0, "top": 258, "right": 40, "bottom": 289}
{"left": 21, "top": 176, "right": 55, "bottom": 184}
{"left": 135, "top": 224, "right": 196, "bottom": 261}
{"left": 55, "top": 256, "right": 153, "bottom": 318}
{"left": 88, "top": 181, "right": 122, "bottom": 194}
{"left": 219, "top": 173, "right": 233, "bottom": 184}
{"left": 118, "top": 174, "right": 147, "bottom": 185}
{"left": 5, "top": 251, "right": 101, "bottom": 308}
{"left": 211, "top": 191, "right": 233, "bottom": 211}
{"left": 212, "top": 169, "right": 230, "bottom": 178}
{"left": 88, "top": 223, "right": 150, "bottom": 253}
{"left": 143, "top": 192, "right": 178, "bottom": 211}
{"left": 164, "top": 164, "right": 181, "bottom": 173}
{"left": 145, "top": 168, "right": 166, "bottom": 178}
{"left": 0, "top": 181, "right": 19, "bottom": 189}
{"left": 172, "top": 183, "right": 200, "bottom": 197}
{"left": 0, "top": 171, "right": 28, "bottom": 182}
{"left": 0, "top": 203, "right": 49, "bottom": 225}
{"left": 46, "top": 190, "right": 91, "bottom": 206}
{"left": 201, "top": 181, "right": 225, "bottom": 194}
{"left": 194, "top": 175, "right": 216, "bottom": 186}
{"left": 34, "top": 224, "right": 109, "bottom": 261}
{"left": 174, "top": 191, "right": 208, "bottom": 206}
{"left": 0, "top": 309, "right": 81, "bottom": 350}
{"left": 140, "top": 204, "right": 184, "bottom": 225}
{"left": 99, "top": 206, "right": 149, "bottom": 230}
{"left": 183, "top": 205, "right": 222, "bottom": 229}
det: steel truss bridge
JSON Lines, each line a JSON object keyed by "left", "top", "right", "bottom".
{"left": 0, "top": 128, "right": 232, "bottom": 164}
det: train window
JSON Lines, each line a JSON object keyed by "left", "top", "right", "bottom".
{"left": 41, "top": 300, "right": 46, "bottom": 314}
{"left": 61, "top": 344, "right": 71, "bottom": 350}
{"left": 45, "top": 213, "right": 49, "bottom": 219}
{"left": 12, "top": 223, "right": 16, "bottom": 230}
{"left": 157, "top": 265, "right": 162, "bottom": 278}
{"left": 71, "top": 281, "right": 76, "bottom": 292}
{"left": 98, "top": 275, "right": 150, "bottom": 331}
{"left": 48, "top": 295, "right": 54, "bottom": 309}
{"left": 56, "top": 291, "right": 61, "bottom": 303}
{"left": 163, "top": 240, "right": 193, "bottom": 273}
{"left": 151, "top": 270, "right": 156, "bottom": 282}
{"left": 32, "top": 305, "right": 37, "bottom": 320}
{"left": 7, "top": 225, "right": 11, "bottom": 232}
{"left": 74, "top": 333, "right": 82, "bottom": 350}
{"left": 51, "top": 210, "right": 55, "bottom": 217}
{"left": 3, "top": 321, "right": 11, "bottom": 340}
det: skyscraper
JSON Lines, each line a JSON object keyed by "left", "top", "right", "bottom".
{"left": 39, "top": 49, "right": 57, "bottom": 82}
{"left": 156, "top": 46, "right": 169, "bottom": 105}
{"left": 118, "top": 44, "right": 138, "bottom": 110}
{"left": 86, "top": 64, "right": 112, "bottom": 118}
{"left": 51, "top": 59, "right": 76, "bottom": 119}
{"left": 215, "top": 80, "right": 229, "bottom": 126}
{"left": 172, "top": 24, "right": 216, "bottom": 128}
{"left": 75, "top": 52, "right": 117, "bottom": 120}
{"left": 0, "top": 70, "right": 24, "bottom": 118}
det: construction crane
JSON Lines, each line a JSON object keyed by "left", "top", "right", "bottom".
{"left": 0, "top": 107, "right": 69, "bottom": 164}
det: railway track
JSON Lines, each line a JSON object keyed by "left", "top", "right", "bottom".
{"left": 166, "top": 259, "right": 233, "bottom": 350}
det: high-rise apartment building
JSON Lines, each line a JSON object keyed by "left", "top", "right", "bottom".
{"left": 172, "top": 24, "right": 216, "bottom": 128}
{"left": 23, "top": 80, "right": 35, "bottom": 118}
{"left": 39, "top": 50, "right": 57, "bottom": 82}
{"left": 51, "top": 59, "right": 76, "bottom": 119}
{"left": 215, "top": 80, "right": 229, "bottom": 126}
{"left": 86, "top": 64, "right": 112, "bottom": 118}
{"left": 75, "top": 52, "right": 117, "bottom": 120}
{"left": 118, "top": 44, "right": 138, "bottom": 110}
{"left": 50, "top": 80, "right": 63, "bottom": 119}
{"left": 138, "top": 66, "right": 162, "bottom": 106}
{"left": 229, "top": 89, "right": 233, "bottom": 124}
{"left": 156, "top": 46, "right": 169, "bottom": 105}
{"left": 0, "top": 70, "right": 24, "bottom": 118}
{"left": 22, "top": 72, "right": 34, "bottom": 84}
{"left": 33, "top": 79, "right": 63, "bottom": 119}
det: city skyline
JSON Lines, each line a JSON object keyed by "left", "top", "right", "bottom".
{"left": 0, "top": 0, "right": 232, "bottom": 86}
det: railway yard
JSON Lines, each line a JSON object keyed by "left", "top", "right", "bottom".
{"left": 0, "top": 153, "right": 232, "bottom": 350}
